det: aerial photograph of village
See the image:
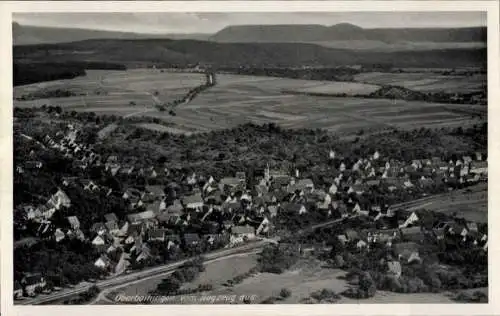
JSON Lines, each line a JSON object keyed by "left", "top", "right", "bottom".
{"left": 12, "top": 11, "right": 488, "bottom": 305}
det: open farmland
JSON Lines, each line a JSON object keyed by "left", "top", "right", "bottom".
{"left": 13, "top": 69, "right": 206, "bottom": 109}
{"left": 310, "top": 40, "right": 486, "bottom": 52}
{"left": 14, "top": 70, "right": 484, "bottom": 136}
{"left": 164, "top": 73, "right": 482, "bottom": 134}
{"left": 353, "top": 72, "right": 486, "bottom": 94}
{"left": 396, "top": 183, "right": 488, "bottom": 223}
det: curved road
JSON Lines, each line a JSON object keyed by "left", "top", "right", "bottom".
{"left": 16, "top": 239, "right": 275, "bottom": 305}
{"left": 91, "top": 250, "right": 261, "bottom": 305}
{"left": 16, "top": 215, "right": 351, "bottom": 305}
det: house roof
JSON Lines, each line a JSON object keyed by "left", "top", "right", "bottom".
{"left": 105, "top": 221, "right": 119, "bottom": 231}
{"left": 344, "top": 229, "right": 359, "bottom": 240}
{"left": 147, "top": 201, "right": 163, "bottom": 215}
{"left": 91, "top": 222, "right": 107, "bottom": 232}
{"left": 448, "top": 223, "right": 467, "bottom": 234}
{"left": 287, "top": 184, "right": 303, "bottom": 194}
{"left": 127, "top": 210, "right": 156, "bottom": 223}
{"left": 282, "top": 202, "right": 305, "bottom": 213}
{"left": 22, "top": 273, "right": 44, "bottom": 285}
{"left": 223, "top": 202, "right": 241, "bottom": 212}
{"left": 157, "top": 213, "right": 180, "bottom": 223}
{"left": 96, "top": 255, "right": 111, "bottom": 265}
{"left": 351, "top": 184, "right": 367, "bottom": 192}
{"left": 127, "top": 223, "right": 145, "bottom": 235}
{"left": 166, "top": 234, "right": 181, "bottom": 243}
{"left": 255, "top": 185, "right": 269, "bottom": 196}
{"left": 124, "top": 188, "right": 142, "bottom": 198}
{"left": 272, "top": 175, "right": 291, "bottom": 186}
{"left": 296, "top": 179, "right": 314, "bottom": 188}
{"left": 467, "top": 222, "right": 478, "bottom": 231}
{"left": 267, "top": 205, "right": 278, "bottom": 215}
{"left": 67, "top": 216, "right": 80, "bottom": 227}
{"left": 184, "top": 233, "right": 201, "bottom": 243}
{"left": 393, "top": 242, "right": 420, "bottom": 257}
{"left": 104, "top": 213, "right": 118, "bottom": 223}
{"left": 366, "top": 179, "right": 381, "bottom": 186}
{"left": 419, "top": 178, "right": 434, "bottom": 187}
{"left": 149, "top": 229, "right": 168, "bottom": 239}
{"left": 166, "top": 200, "right": 184, "bottom": 214}
{"left": 183, "top": 193, "right": 204, "bottom": 205}
{"left": 106, "top": 155, "right": 118, "bottom": 162}
{"left": 471, "top": 161, "right": 487, "bottom": 169}
{"left": 145, "top": 185, "right": 165, "bottom": 197}
{"left": 387, "top": 261, "right": 402, "bottom": 276}
{"left": 382, "top": 178, "right": 402, "bottom": 186}
{"left": 232, "top": 225, "right": 255, "bottom": 235}
{"left": 220, "top": 177, "right": 241, "bottom": 187}
{"left": 400, "top": 226, "right": 426, "bottom": 241}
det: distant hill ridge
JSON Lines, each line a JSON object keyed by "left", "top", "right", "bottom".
{"left": 12, "top": 22, "right": 211, "bottom": 45}
{"left": 14, "top": 38, "right": 487, "bottom": 69}
{"left": 210, "top": 23, "right": 486, "bottom": 43}
{"left": 13, "top": 22, "right": 486, "bottom": 46}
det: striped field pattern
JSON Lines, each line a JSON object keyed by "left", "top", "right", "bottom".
{"left": 13, "top": 69, "right": 484, "bottom": 136}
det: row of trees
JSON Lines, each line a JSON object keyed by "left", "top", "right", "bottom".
{"left": 16, "top": 88, "right": 80, "bottom": 101}
{"left": 13, "top": 61, "right": 126, "bottom": 86}
{"left": 219, "top": 67, "right": 360, "bottom": 82}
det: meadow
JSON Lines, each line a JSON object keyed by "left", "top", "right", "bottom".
{"left": 400, "top": 183, "right": 488, "bottom": 223}
{"left": 310, "top": 40, "right": 486, "bottom": 52}
{"left": 353, "top": 72, "right": 486, "bottom": 94}
{"left": 13, "top": 69, "right": 484, "bottom": 136}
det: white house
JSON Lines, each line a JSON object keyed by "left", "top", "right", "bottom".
{"left": 352, "top": 203, "right": 361, "bottom": 214}
{"left": 67, "top": 216, "right": 80, "bottom": 230}
{"left": 183, "top": 193, "right": 204, "bottom": 210}
{"left": 339, "top": 162, "right": 346, "bottom": 172}
{"left": 256, "top": 217, "right": 270, "bottom": 235}
{"left": 230, "top": 225, "right": 256, "bottom": 245}
{"left": 22, "top": 273, "right": 46, "bottom": 297}
{"left": 47, "top": 189, "right": 71, "bottom": 210}
{"left": 470, "top": 161, "right": 487, "bottom": 175}
{"left": 94, "top": 255, "right": 111, "bottom": 269}
{"left": 114, "top": 252, "right": 130, "bottom": 275}
{"left": 92, "top": 235, "right": 106, "bottom": 246}
{"left": 54, "top": 228, "right": 66, "bottom": 242}
{"left": 399, "top": 212, "right": 419, "bottom": 228}
{"left": 356, "top": 240, "right": 368, "bottom": 250}
{"left": 403, "top": 180, "right": 414, "bottom": 189}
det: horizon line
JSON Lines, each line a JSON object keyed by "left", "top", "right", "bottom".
{"left": 13, "top": 21, "right": 487, "bottom": 36}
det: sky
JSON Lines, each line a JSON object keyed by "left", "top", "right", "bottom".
{"left": 13, "top": 12, "right": 486, "bottom": 34}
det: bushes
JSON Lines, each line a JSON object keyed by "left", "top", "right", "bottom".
{"left": 280, "top": 288, "right": 291, "bottom": 298}
{"left": 358, "top": 272, "right": 377, "bottom": 298}
{"left": 257, "top": 244, "right": 299, "bottom": 274}
{"left": 64, "top": 285, "right": 100, "bottom": 304}
{"left": 224, "top": 268, "right": 259, "bottom": 286}
{"left": 453, "top": 290, "right": 488, "bottom": 303}
{"left": 260, "top": 296, "right": 278, "bottom": 304}
{"left": 154, "top": 257, "right": 206, "bottom": 295}
{"left": 168, "top": 283, "right": 213, "bottom": 296}
{"left": 16, "top": 89, "right": 79, "bottom": 101}
{"left": 341, "top": 271, "right": 377, "bottom": 299}
{"left": 310, "top": 289, "right": 340, "bottom": 303}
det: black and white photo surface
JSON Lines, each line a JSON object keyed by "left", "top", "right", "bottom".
{"left": 9, "top": 7, "right": 493, "bottom": 308}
